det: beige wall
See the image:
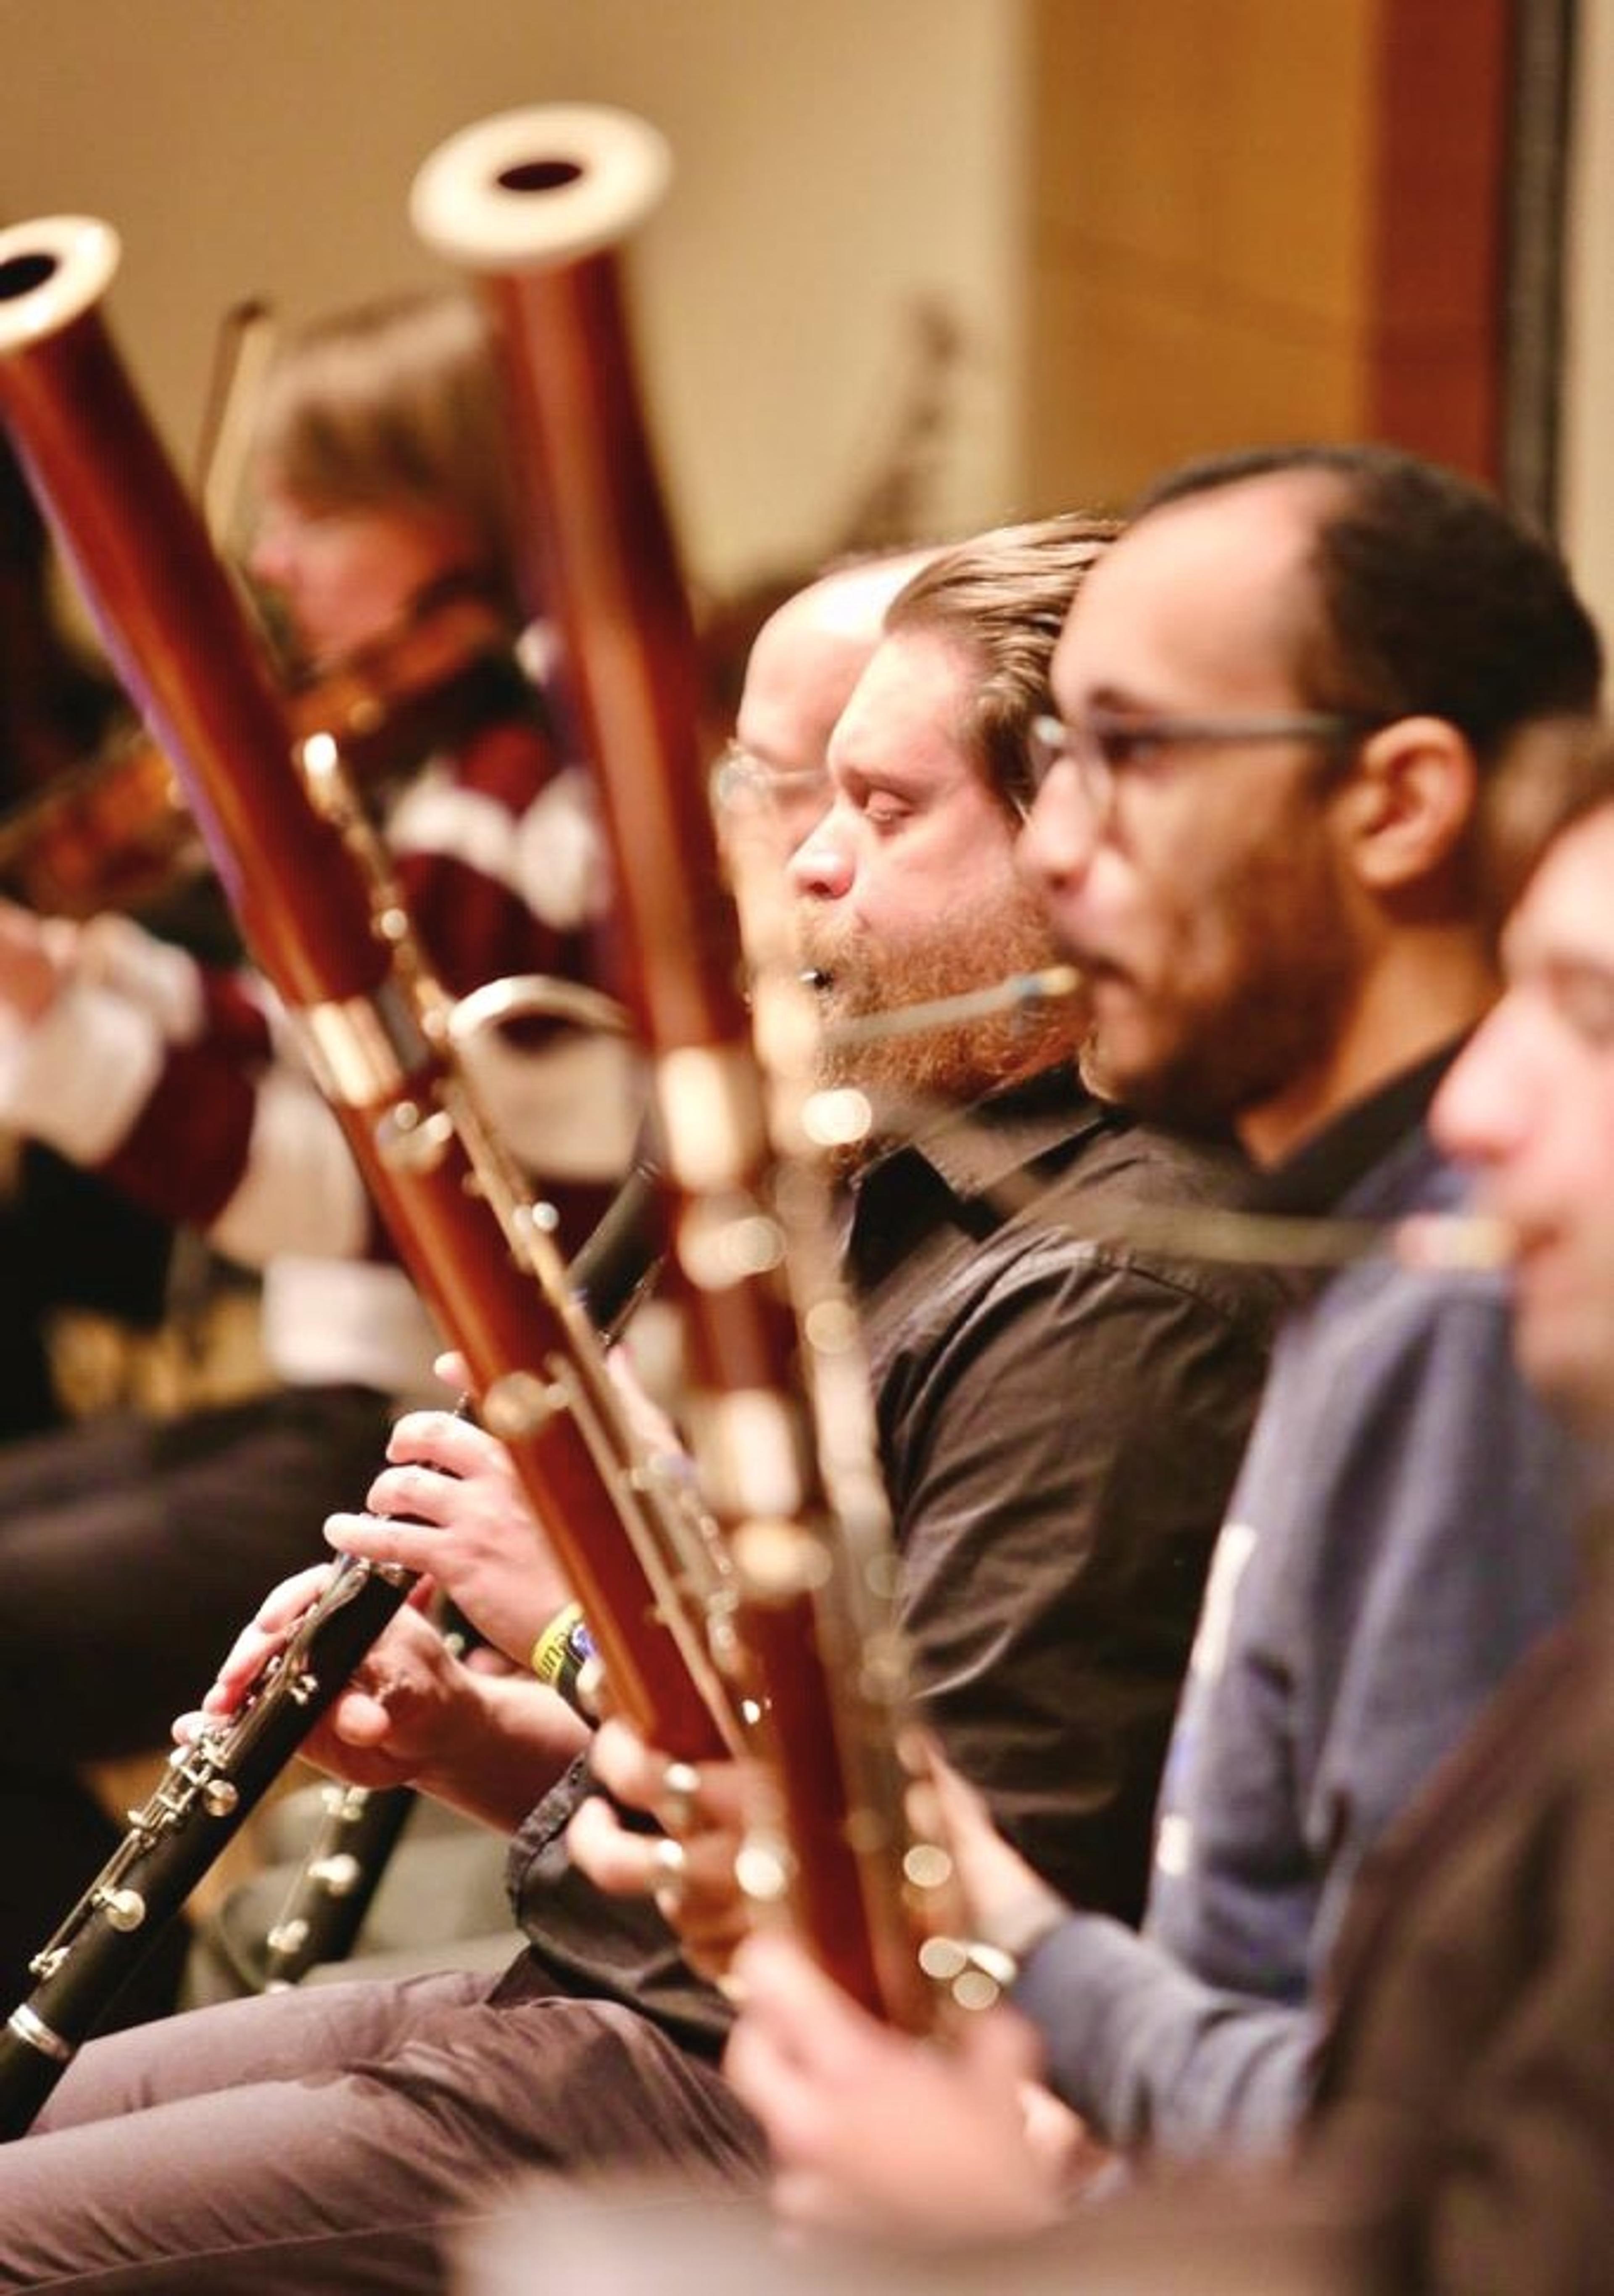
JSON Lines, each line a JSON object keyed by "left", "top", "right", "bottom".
{"left": 2, "top": 0, "right": 1027, "bottom": 599}
{"left": 9, "top": 3, "right": 1611, "bottom": 643}
{"left": 1026, "top": 0, "right": 1373, "bottom": 512}
{"left": 1023, "top": 0, "right": 1514, "bottom": 515}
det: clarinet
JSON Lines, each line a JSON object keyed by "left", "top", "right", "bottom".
{"left": 257, "top": 1163, "right": 665, "bottom": 1991}
{"left": 0, "top": 1158, "right": 669, "bottom": 2129}
{"left": 413, "top": 107, "right": 965, "bottom": 2029}
{"left": 259, "top": 1779, "right": 422, "bottom": 1990}
{"left": 0, "top": 1552, "right": 411, "bottom": 2136}
{"left": 0, "top": 218, "right": 737, "bottom": 1773}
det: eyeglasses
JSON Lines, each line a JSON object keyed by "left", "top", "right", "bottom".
{"left": 1026, "top": 707, "right": 1383, "bottom": 820}
{"left": 712, "top": 738, "right": 831, "bottom": 808}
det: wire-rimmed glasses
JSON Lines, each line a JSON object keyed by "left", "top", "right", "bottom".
{"left": 1026, "top": 706, "right": 1383, "bottom": 823}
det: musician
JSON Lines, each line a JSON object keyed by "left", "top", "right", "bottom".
{"left": 0, "top": 516, "right": 1286, "bottom": 2291}
{"left": 0, "top": 288, "right": 616, "bottom": 2028}
{"left": 335, "top": 516, "right": 1284, "bottom": 1932}
{"left": 0, "top": 439, "right": 174, "bottom": 1444}
{"left": 181, "top": 536, "right": 955, "bottom": 1998}
{"left": 720, "top": 545, "right": 936, "bottom": 854}
{"left": 645, "top": 721, "right": 1614, "bottom": 2296}
{"left": 1298, "top": 731, "right": 1614, "bottom": 2293}
{"left": 704, "top": 444, "right": 1599, "bottom": 2242}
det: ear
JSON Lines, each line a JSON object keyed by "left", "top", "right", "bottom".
{"left": 1333, "top": 715, "right": 1478, "bottom": 892}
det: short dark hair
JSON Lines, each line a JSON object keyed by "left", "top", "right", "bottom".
{"left": 884, "top": 513, "right": 1119, "bottom": 814}
{"left": 1134, "top": 443, "right": 1603, "bottom": 766}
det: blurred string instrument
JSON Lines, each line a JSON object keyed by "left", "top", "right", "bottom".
{"left": 0, "top": 586, "right": 531, "bottom": 918}
{"left": 1, "top": 272, "right": 964, "bottom": 922}
{"left": 192, "top": 295, "right": 277, "bottom": 551}
{"left": 412, "top": 103, "right": 994, "bottom": 2031}
{"left": 0, "top": 287, "right": 536, "bottom": 924}
{"left": 695, "top": 290, "right": 963, "bottom": 729}
{"left": 0, "top": 210, "right": 741, "bottom": 2130}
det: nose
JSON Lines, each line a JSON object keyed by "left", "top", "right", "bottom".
{"left": 1431, "top": 994, "right": 1537, "bottom": 1174}
{"left": 786, "top": 809, "right": 856, "bottom": 901}
{"left": 1018, "top": 758, "right": 1104, "bottom": 892}
{"left": 770, "top": 782, "right": 833, "bottom": 858}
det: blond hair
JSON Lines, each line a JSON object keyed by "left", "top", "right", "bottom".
{"left": 886, "top": 513, "right": 1119, "bottom": 813}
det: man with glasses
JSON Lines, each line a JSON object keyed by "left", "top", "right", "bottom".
{"left": 717, "top": 546, "right": 937, "bottom": 854}
{"left": 489, "top": 732, "right": 1614, "bottom": 2296}
{"left": 720, "top": 443, "right": 1602, "bottom": 2234}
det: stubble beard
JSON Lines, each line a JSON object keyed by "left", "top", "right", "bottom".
{"left": 1078, "top": 826, "right": 1362, "bottom": 1139}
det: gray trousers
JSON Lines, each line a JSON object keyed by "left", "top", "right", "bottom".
{"left": 0, "top": 1968, "right": 763, "bottom": 2291}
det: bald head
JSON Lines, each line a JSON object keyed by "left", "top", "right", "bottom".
{"left": 734, "top": 552, "right": 934, "bottom": 849}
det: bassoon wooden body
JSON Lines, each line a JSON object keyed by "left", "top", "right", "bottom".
{"left": 0, "top": 220, "right": 745, "bottom": 2122}
{"left": 0, "top": 215, "right": 731, "bottom": 1770}
{"left": 412, "top": 106, "right": 944, "bottom": 2028}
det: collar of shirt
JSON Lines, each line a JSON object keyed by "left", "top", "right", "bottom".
{"left": 841, "top": 1069, "right": 1123, "bottom": 1298}
{"left": 854, "top": 1064, "right": 1111, "bottom": 1206}
{"left": 1248, "top": 1033, "right": 1470, "bottom": 1219}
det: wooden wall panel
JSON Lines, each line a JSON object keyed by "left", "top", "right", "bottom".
{"left": 1024, "top": 0, "right": 1513, "bottom": 513}
{"left": 1367, "top": 1, "right": 1511, "bottom": 469}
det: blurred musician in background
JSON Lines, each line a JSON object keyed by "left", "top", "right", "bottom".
{"left": 0, "top": 440, "right": 176, "bottom": 1444}
{"left": 0, "top": 287, "right": 619, "bottom": 2030}
{"left": 718, "top": 545, "right": 936, "bottom": 854}
{"left": 0, "top": 438, "right": 123, "bottom": 800}
{"left": 0, "top": 515, "right": 1287, "bottom": 2292}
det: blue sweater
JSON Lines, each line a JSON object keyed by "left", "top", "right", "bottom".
{"left": 1015, "top": 1122, "right": 1582, "bottom": 2160}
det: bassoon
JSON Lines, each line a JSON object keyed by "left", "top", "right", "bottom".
{"left": 0, "top": 216, "right": 734, "bottom": 1758}
{"left": 0, "top": 215, "right": 738, "bottom": 2120}
{"left": 412, "top": 105, "right": 968, "bottom": 2029}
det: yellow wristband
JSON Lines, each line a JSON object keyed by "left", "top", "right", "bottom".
{"left": 530, "top": 1601, "right": 586, "bottom": 1684}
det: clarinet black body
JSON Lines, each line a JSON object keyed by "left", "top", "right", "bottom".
{"left": 259, "top": 1776, "right": 422, "bottom": 1990}
{"left": 0, "top": 1554, "right": 412, "bottom": 2138}
{"left": 564, "top": 1156, "right": 665, "bottom": 1342}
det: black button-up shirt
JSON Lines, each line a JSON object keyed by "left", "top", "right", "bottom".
{"left": 501, "top": 1069, "right": 1283, "bottom": 2049}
